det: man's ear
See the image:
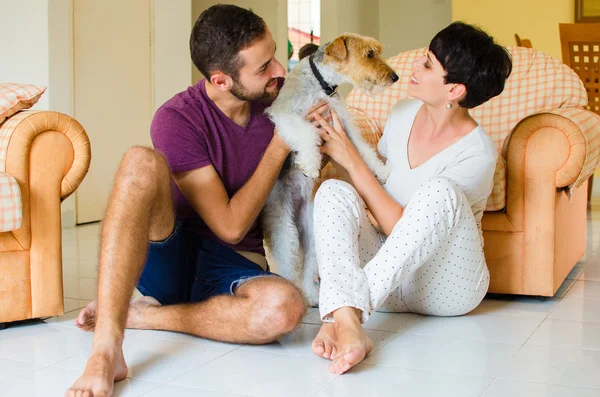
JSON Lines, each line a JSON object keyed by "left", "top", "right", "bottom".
{"left": 325, "top": 36, "right": 348, "bottom": 60}
{"left": 209, "top": 71, "right": 233, "bottom": 91}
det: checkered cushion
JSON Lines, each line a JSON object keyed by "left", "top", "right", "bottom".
{"left": 0, "top": 110, "right": 43, "bottom": 173}
{"left": 0, "top": 83, "right": 46, "bottom": 125}
{"left": 0, "top": 172, "right": 22, "bottom": 232}
{"left": 331, "top": 46, "right": 590, "bottom": 211}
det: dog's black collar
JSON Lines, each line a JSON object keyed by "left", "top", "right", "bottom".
{"left": 309, "top": 54, "right": 338, "bottom": 96}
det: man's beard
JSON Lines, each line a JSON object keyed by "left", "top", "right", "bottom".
{"left": 230, "top": 78, "right": 279, "bottom": 103}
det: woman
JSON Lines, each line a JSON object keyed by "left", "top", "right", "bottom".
{"left": 310, "top": 22, "right": 512, "bottom": 375}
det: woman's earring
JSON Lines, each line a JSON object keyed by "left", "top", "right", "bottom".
{"left": 446, "top": 103, "right": 453, "bottom": 109}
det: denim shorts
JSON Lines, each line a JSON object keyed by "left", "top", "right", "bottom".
{"left": 136, "top": 220, "right": 277, "bottom": 305}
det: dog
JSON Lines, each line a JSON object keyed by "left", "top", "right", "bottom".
{"left": 263, "top": 33, "right": 399, "bottom": 306}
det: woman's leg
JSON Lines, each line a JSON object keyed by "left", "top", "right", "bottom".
{"left": 312, "top": 179, "right": 385, "bottom": 373}
{"left": 365, "top": 177, "right": 489, "bottom": 318}
{"left": 313, "top": 179, "right": 385, "bottom": 322}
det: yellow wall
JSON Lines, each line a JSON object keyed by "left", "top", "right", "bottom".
{"left": 452, "top": 0, "right": 574, "bottom": 60}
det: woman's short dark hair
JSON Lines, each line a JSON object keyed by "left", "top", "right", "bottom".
{"left": 298, "top": 43, "right": 319, "bottom": 60}
{"left": 429, "top": 22, "right": 512, "bottom": 109}
{"left": 190, "top": 5, "right": 267, "bottom": 80}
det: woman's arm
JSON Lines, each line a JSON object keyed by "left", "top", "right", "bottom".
{"left": 346, "top": 156, "right": 403, "bottom": 236}
{"left": 314, "top": 111, "right": 403, "bottom": 236}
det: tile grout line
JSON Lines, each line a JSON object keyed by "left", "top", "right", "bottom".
{"left": 0, "top": 361, "right": 50, "bottom": 386}
{"left": 160, "top": 345, "right": 243, "bottom": 386}
{"left": 494, "top": 250, "right": 600, "bottom": 386}
{"left": 477, "top": 377, "right": 496, "bottom": 397}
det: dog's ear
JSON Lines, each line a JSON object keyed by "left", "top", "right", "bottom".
{"left": 325, "top": 37, "right": 348, "bottom": 60}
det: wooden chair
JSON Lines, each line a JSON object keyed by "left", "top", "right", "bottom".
{"left": 514, "top": 33, "right": 533, "bottom": 48}
{"left": 560, "top": 23, "right": 600, "bottom": 205}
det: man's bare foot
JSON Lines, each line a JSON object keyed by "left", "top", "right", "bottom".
{"left": 311, "top": 322, "right": 338, "bottom": 360}
{"left": 75, "top": 296, "right": 161, "bottom": 332}
{"left": 329, "top": 308, "right": 373, "bottom": 375}
{"left": 65, "top": 344, "right": 128, "bottom": 397}
{"left": 75, "top": 300, "right": 98, "bottom": 331}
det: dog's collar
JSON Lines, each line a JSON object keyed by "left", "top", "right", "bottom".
{"left": 309, "top": 55, "right": 338, "bottom": 96}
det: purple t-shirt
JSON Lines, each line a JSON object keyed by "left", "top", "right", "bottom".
{"left": 150, "top": 79, "right": 275, "bottom": 254}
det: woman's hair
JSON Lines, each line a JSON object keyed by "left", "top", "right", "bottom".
{"left": 429, "top": 22, "right": 512, "bottom": 109}
{"left": 298, "top": 43, "right": 319, "bottom": 60}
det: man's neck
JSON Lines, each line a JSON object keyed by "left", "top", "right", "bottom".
{"left": 204, "top": 80, "right": 251, "bottom": 127}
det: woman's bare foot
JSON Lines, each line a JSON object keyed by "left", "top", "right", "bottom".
{"left": 329, "top": 307, "right": 373, "bottom": 375}
{"left": 311, "top": 322, "right": 338, "bottom": 360}
{"left": 65, "top": 343, "right": 128, "bottom": 397}
{"left": 74, "top": 296, "right": 161, "bottom": 332}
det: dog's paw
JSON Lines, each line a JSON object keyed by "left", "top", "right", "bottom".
{"left": 304, "top": 287, "right": 320, "bottom": 307}
{"left": 301, "top": 167, "right": 320, "bottom": 179}
{"left": 301, "top": 274, "right": 320, "bottom": 307}
{"left": 297, "top": 158, "right": 322, "bottom": 179}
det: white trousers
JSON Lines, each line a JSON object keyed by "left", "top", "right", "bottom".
{"left": 314, "top": 178, "right": 490, "bottom": 323}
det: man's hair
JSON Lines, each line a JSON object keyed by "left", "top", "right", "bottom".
{"left": 429, "top": 22, "right": 513, "bottom": 109}
{"left": 190, "top": 4, "right": 267, "bottom": 80}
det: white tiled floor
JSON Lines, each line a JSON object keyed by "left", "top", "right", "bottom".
{"left": 3, "top": 202, "right": 600, "bottom": 396}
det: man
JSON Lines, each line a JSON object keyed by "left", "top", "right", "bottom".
{"left": 67, "top": 5, "right": 327, "bottom": 397}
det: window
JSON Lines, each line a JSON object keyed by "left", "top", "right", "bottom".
{"left": 288, "top": 0, "right": 320, "bottom": 70}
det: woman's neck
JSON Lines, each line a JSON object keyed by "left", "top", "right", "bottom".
{"left": 420, "top": 102, "right": 477, "bottom": 138}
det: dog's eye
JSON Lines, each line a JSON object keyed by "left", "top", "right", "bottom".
{"left": 367, "top": 50, "right": 374, "bottom": 58}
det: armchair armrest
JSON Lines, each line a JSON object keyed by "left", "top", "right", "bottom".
{"left": 0, "top": 110, "right": 91, "bottom": 250}
{"left": 499, "top": 108, "right": 600, "bottom": 231}
{"left": 503, "top": 109, "right": 600, "bottom": 190}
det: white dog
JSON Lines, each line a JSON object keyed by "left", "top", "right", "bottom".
{"left": 263, "top": 33, "right": 399, "bottom": 306}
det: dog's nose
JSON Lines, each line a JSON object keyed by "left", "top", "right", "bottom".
{"left": 390, "top": 73, "right": 399, "bottom": 82}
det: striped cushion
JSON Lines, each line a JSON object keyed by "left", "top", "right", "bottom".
{"left": 335, "top": 47, "right": 589, "bottom": 211}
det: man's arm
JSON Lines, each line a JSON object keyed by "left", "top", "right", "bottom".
{"left": 173, "top": 134, "right": 289, "bottom": 245}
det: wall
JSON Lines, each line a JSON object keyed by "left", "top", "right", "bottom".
{"left": 152, "top": 0, "right": 193, "bottom": 111}
{"left": 73, "top": 0, "right": 154, "bottom": 224}
{"left": 320, "top": 0, "right": 451, "bottom": 57}
{"left": 379, "top": 0, "right": 452, "bottom": 58}
{"left": 320, "top": 0, "right": 379, "bottom": 44}
{"left": 452, "top": 0, "right": 575, "bottom": 60}
{"left": 0, "top": 0, "right": 51, "bottom": 109}
{"left": 191, "top": 0, "right": 288, "bottom": 84}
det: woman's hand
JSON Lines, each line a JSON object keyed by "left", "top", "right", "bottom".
{"left": 313, "top": 110, "right": 364, "bottom": 173}
{"left": 306, "top": 100, "right": 331, "bottom": 127}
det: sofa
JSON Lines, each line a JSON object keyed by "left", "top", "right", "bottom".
{"left": 320, "top": 47, "right": 600, "bottom": 296}
{"left": 0, "top": 110, "right": 91, "bottom": 326}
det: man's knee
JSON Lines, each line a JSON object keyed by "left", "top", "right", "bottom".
{"left": 243, "top": 278, "right": 306, "bottom": 342}
{"left": 119, "top": 147, "right": 170, "bottom": 192}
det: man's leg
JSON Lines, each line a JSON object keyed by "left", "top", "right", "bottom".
{"left": 67, "top": 147, "right": 176, "bottom": 397}
{"left": 123, "top": 276, "right": 306, "bottom": 344}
